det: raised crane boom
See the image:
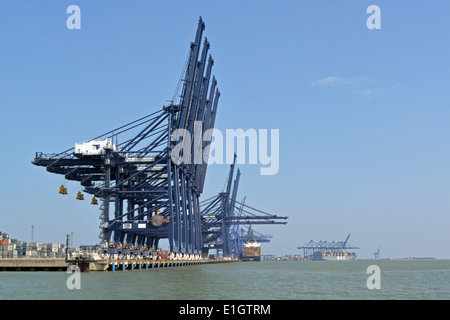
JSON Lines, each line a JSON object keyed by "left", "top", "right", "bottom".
{"left": 342, "top": 234, "right": 351, "bottom": 249}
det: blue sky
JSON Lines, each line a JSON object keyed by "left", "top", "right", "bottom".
{"left": 0, "top": 1, "right": 449, "bottom": 259}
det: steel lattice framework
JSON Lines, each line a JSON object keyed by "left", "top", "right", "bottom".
{"left": 32, "top": 17, "right": 219, "bottom": 255}
{"left": 200, "top": 156, "right": 288, "bottom": 258}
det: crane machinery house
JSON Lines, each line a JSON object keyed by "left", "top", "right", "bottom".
{"left": 74, "top": 138, "right": 116, "bottom": 157}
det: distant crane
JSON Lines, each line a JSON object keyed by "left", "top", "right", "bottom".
{"left": 298, "top": 234, "right": 360, "bottom": 259}
{"left": 200, "top": 156, "right": 287, "bottom": 258}
{"left": 374, "top": 246, "right": 380, "bottom": 259}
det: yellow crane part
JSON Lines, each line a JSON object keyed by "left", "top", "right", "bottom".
{"left": 59, "top": 185, "right": 68, "bottom": 195}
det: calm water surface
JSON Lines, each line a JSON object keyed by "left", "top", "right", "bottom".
{"left": 1, "top": 260, "right": 449, "bottom": 300}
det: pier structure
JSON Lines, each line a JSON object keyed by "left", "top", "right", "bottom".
{"left": 0, "top": 256, "right": 236, "bottom": 272}
{"left": 66, "top": 256, "right": 236, "bottom": 272}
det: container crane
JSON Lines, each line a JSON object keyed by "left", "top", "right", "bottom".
{"left": 32, "top": 17, "right": 220, "bottom": 256}
{"left": 200, "top": 157, "right": 288, "bottom": 258}
{"left": 373, "top": 246, "right": 380, "bottom": 259}
{"left": 298, "top": 234, "right": 360, "bottom": 260}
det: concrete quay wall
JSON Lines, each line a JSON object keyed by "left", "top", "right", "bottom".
{"left": 0, "top": 258, "right": 69, "bottom": 271}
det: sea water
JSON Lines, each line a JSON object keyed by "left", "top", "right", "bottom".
{"left": 0, "top": 259, "right": 449, "bottom": 300}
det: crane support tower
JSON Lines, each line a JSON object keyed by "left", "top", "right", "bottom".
{"left": 32, "top": 17, "right": 220, "bottom": 255}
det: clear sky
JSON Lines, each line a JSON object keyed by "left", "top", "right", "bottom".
{"left": 0, "top": 1, "right": 449, "bottom": 259}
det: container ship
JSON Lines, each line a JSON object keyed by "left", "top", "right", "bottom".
{"left": 298, "top": 234, "right": 359, "bottom": 261}
{"left": 241, "top": 241, "right": 261, "bottom": 261}
{"left": 312, "top": 251, "right": 357, "bottom": 261}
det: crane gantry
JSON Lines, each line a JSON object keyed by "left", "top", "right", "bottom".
{"left": 33, "top": 17, "right": 220, "bottom": 257}
{"left": 200, "top": 156, "right": 288, "bottom": 258}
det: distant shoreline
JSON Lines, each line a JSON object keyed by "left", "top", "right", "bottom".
{"left": 357, "top": 257, "right": 450, "bottom": 261}
{"left": 262, "top": 257, "right": 450, "bottom": 261}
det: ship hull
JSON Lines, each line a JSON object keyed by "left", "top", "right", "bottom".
{"left": 321, "top": 255, "right": 356, "bottom": 261}
{"left": 241, "top": 256, "right": 261, "bottom": 262}
{"left": 311, "top": 253, "right": 357, "bottom": 261}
